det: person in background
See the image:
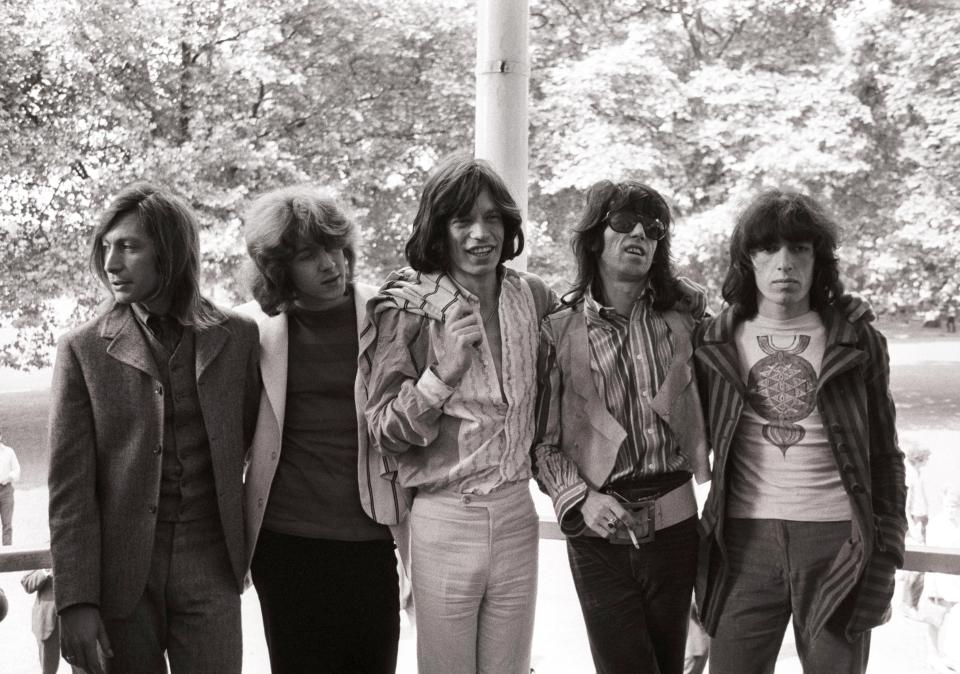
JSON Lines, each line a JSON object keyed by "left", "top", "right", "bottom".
{"left": 532, "top": 180, "right": 710, "bottom": 674}
{"left": 920, "top": 486, "right": 960, "bottom": 671}
{"left": 48, "top": 182, "right": 260, "bottom": 674}
{"left": 361, "top": 154, "right": 554, "bottom": 674}
{"left": 0, "top": 424, "right": 21, "bottom": 545}
{"left": 693, "top": 188, "right": 906, "bottom": 674}
{"left": 902, "top": 441, "right": 931, "bottom": 617}
{"left": 21, "top": 568, "right": 82, "bottom": 674}
{"left": 238, "top": 185, "right": 406, "bottom": 673}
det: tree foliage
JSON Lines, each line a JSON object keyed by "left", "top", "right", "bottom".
{"left": 2, "top": 0, "right": 958, "bottom": 367}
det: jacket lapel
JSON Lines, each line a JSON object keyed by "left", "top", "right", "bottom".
{"left": 101, "top": 303, "right": 161, "bottom": 381}
{"left": 258, "top": 313, "right": 289, "bottom": 432}
{"left": 650, "top": 310, "right": 695, "bottom": 418}
{"left": 818, "top": 309, "right": 868, "bottom": 389}
{"left": 195, "top": 322, "right": 229, "bottom": 381}
{"left": 354, "top": 282, "right": 377, "bottom": 335}
{"left": 694, "top": 308, "right": 746, "bottom": 397}
{"left": 568, "top": 305, "right": 625, "bottom": 444}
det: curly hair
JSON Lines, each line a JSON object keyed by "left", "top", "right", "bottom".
{"left": 89, "top": 181, "right": 224, "bottom": 328}
{"left": 721, "top": 188, "right": 844, "bottom": 320}
{"left": 405, "top": 154, "right": 524, "bottom": 273}
{"left": 243, "top": 185, "right": 357, "bottom": 316}
{"left": 566, "top": 179, "right": 683, "bottom": 311}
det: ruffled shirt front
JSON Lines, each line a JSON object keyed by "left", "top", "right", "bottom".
{"left": 361, "top": 267, "right": 540, "bottom": 494}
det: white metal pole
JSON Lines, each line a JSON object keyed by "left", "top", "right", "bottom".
{"left": 475, "top": 0, "right": 529, "bottom": 270}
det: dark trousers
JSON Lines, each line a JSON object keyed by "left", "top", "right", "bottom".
{"left": 567, "top": 516, "right": 699, "bottom": 674}
{"left": 103, "top": 516, "right": 242, "bottom": 673}
{"left": 0, "top": 482, "right": 14, "bottom": 545}
{"left": 251, "top": 529, "right": 400, "bottom": 674}
{"left": 709, "top": 518, "right": 870, "bottom": 674}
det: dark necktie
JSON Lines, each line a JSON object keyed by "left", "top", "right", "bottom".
{"left": 147, "top": 315, "right": 180, "bottom": 354}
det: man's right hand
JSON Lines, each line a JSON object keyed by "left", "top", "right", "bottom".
{"left": 59, "top": 604, "right": 113, "bottom": 674}
{"left": 580, "top": 490, "right": 636, "bottom": 539}
{"left": 434, "top": 304, "right": 484, "bottom": 386}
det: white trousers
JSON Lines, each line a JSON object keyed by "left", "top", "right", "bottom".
{"left": 410, "top": 481, "right": 539, "bottom": 674}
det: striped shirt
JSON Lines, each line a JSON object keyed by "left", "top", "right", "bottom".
{"left": 582, "top": 287, "right": 685, "bottom": 480}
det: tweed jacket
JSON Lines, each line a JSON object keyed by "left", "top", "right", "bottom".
{"left": 47, "top": 302, "right": 260, "bottom": 618}
{"left": 236, "top": 283, "right": 408, "bottom": 575}
{"left": 692, "top": 306, "right": 907, "bottom": 641}
{"left": 532, "top": 296, "right": 711, "bottom": 533}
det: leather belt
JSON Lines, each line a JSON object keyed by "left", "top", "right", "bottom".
{"left": 603, "top": 477, "right": 697, "bottom": 545}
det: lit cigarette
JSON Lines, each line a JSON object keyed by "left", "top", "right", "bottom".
{"left": 627, "top": 527, "right": 640, "bottom": 549}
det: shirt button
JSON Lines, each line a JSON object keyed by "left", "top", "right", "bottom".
{"left": 639, "top": 391, "right": 648, "bottom": 398}
{"left": 154, "top": 444, "right": 162, "bottom": 455}
{"left": 155, "top": 385, "right": 163, "bottom": 395}
{"left": 271, "top": 452, "right": 278, "bottom": 460}
{"left": 149, "top": 505, "right": 157, "bottom": 514}
{"left": 647, "top": 428, "right": 655, "bottom": 434}
{"left": 258, "top": 498, "right": 265, "bottom": 507}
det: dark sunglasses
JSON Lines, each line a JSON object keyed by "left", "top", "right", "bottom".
{"left": 603, "top": 211, "right": 667, "bottom": 240}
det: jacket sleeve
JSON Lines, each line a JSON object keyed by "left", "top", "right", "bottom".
{"left": 531, "top": 318, "right": 589, "bottom": 535}
{"left": 241, "top": 319, "right": 261, "bottom": 455}
{"left": 47, "top": 336, "right": 102, "bottom": 612}
{"left": 364, "top": 308, "right": 456, "bottom": 455}
{"left": 863, "top": 325, "right": 908, "bottom": 565}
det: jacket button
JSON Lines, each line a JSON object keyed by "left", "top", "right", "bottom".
{"left": 258, "top": 498, "right": 265, "bottom": 507}
{"left": 463, "top": 495, "right": 472, "bottom": 504}
{"left": 149, "top": 505, "right": 157, "bottom": 514}
{"left": 271, "top": 452, "right": 278, "bottom": 460}
{"left": 837, "top": 442, "right": 848, "bottom": 453}
{"left": 830, "top": 423, "right": 842, "bottom": 433}
{"left": 842, "top": 463, "right": 855, "bottom": 473}
{"left": 851, "top": 484, "right": 866, "bottom": 494}
{"left": 155, "top": 385, "right": 163, "bottom": 395}
{"left": 154, "top": 444, "right": 162, "bottom": 455}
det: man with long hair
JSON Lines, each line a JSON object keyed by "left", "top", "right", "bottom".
{"left": 532, "top": 180, "right": 711, "bottom": 674}
{"left": 693, "top": 189, "right": 906, "bottom": 673}
{"left": 361, "top": 154, "right": 554, "bottom": 673}
{"left": 238, "top": 185, "right": 405, "bottom": 673}
{"left": 48, "top": 182, "right": 260, "bottom": 673}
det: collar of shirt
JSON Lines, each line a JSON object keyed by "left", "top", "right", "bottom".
{"left": 583, "top": 284, "right": 655, "bottom": 329}
{"left": 130, "top": 303, "right": 183, "bottom": 341}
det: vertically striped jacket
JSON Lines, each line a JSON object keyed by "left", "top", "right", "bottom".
{"left": 692, "top": 306, "right": 907, "bottom": 641}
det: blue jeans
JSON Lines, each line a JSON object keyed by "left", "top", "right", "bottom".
{"left": 710, "top": 518, "right": 870, "bottom": 674}
{"left": 567, "top": 516, "right": 698, "bottom": 674}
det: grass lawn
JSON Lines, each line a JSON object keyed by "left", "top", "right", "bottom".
{"left": 0, "top": 389, "right": 50, "bottom": 489}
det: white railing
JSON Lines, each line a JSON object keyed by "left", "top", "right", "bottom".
{"left": 3, "top": 525, "right": 956, "bottom": 575}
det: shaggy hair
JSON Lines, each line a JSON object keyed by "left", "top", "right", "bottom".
{"left": 566, "top": 179, "right": 683, "bottom": 310}
{"left": 243, "top": 185, "right": 357, "bottom": 316}
{"left": 721, "top": 188, "right": 844, "bottom": 320}
{"left": 405, "top": 154, "right": 524, "bottom": 273}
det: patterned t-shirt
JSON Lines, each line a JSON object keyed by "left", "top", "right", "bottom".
{"left": 726, "top": 311, "right": 851, "bottom": 521}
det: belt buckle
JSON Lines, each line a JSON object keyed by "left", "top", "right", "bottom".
{"left": 608, "top": 490, "right": 656, "bottom": 544}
